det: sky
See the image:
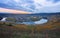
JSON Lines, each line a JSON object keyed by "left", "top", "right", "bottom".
{"left": 0, "top": 8, "right": 31, "bottom": 14}
{"left": 0, "top": 0, "right": 60, "bottom": 14}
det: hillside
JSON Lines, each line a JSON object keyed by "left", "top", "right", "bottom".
{"left": 0, "top": 13, "right": 60, "bottom": 38}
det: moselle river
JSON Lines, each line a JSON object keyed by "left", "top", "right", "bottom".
{"left": 0, "top": 17, "right": 48, "bottom": 25}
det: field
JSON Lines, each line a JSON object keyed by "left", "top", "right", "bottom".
{"left": 0, "top": 14, "right": 60, "bottom": 38}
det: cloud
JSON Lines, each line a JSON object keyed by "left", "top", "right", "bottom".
{"left": 36, "top": 5, "right": 60, "bottom": 13}
{"left": 0, "top": 0, "right": 60, "bottom": 13}
{"left": 33, "top": 0, "right": 60, "bottom": 13}
{"left": 47, "top": 0, "right": 60, "bottom": 3}
{"left": 0, "top": 8, "right": 31, "bottom": 14}
{"left": 0, "top": 0, "right": 35, "bottom": 12}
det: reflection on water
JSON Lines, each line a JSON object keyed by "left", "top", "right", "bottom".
{"left": 34, "top": 19, "right": 48, "bottom": 24}
{"left": 23, "top": 19, "right": 48, "bottom": 25}
{"left": 0, "top": 17, "right": 48, "bottom": 25}
{"left": 1, "top": 17, "right": 7, "bottom": 21}
{"left": 23, "top": 22, "right": 35, "bottom": 25}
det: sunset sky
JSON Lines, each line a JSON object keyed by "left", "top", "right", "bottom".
{"left": 0, "top": 0, "right": 60, "bottom": 14}
{"left": 0, "top": 8, "right": 31, "bottom": 14}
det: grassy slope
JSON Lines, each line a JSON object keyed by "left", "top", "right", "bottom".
{"left": 0, "top": 15, "right": 60, "bottom": 38}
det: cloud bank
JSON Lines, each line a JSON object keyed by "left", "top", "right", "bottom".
{"left": 0, "top": 8, "right": 30, "bottom": 14}
{"left": 33, "top": 0, "right": 60, "bottom": 13}
{"left": 0, "top": 0, "right": 60, "bottom": 13}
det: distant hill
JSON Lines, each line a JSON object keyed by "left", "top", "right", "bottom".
{"left": 0, "top": 12, "right": 60, "bottom": 16}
